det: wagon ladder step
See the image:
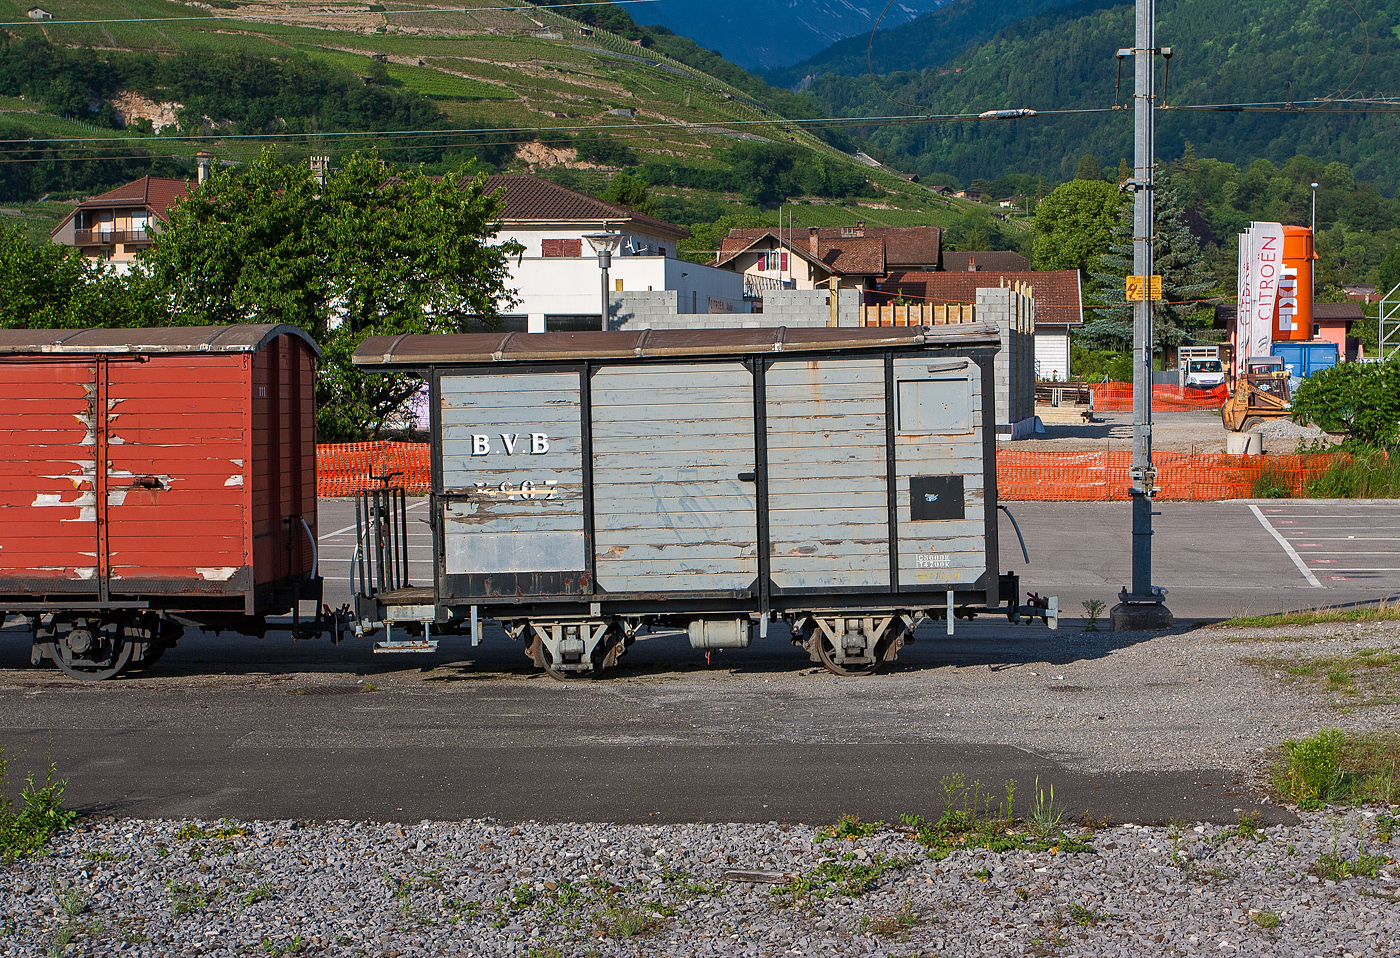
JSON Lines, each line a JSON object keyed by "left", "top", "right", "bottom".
{"left": 373, "top": 639, "right": 439, "bottom": 653}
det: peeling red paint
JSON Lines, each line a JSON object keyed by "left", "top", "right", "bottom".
{"left": 1, "top": 330, "right": 318, "bottom": 610}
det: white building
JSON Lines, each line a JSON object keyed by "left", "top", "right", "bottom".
{"left": 485, "top": 175, "right": 746, "bottom": 331}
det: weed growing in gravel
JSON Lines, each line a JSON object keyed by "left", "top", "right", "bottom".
{"left": 1220, "top": 812, "right": 1266, "bottom": 843}
{"left": 81, "top": 849, "right": 127, "bottom": 863}
{"left": 817, "top": 813, "right": 879, "bottom": 843}
{"left": 1314, "top": 850, "right": 1389, "bottom": 880}
{"left": 861, "top": 905, "right": 923, "bottom": 937}
{"left": 175, "top": 820, "right": 248, "bottom": 842}
{"left": 592, "top": 901, "right": 670, "bottom": 938}
{"left": 900, "top": 776, "right": 1092, "bottom": 860}
{"left": 168, "top": 881, "right": 212, "bottom": 917}
{"left": 1066, "top": 903, "right": 1118, "bottom": 926}
{"left": 0, "top": 749, "right": 78, "bottom": 863}
{"left": 772, "top": 853, "right": 912, "bottom": 905}
{"left": 1252, "top": 910, "right": 1281, "bottom": 929}
{"left": 242, "top": 884, "right": 272, "bottom": 906}
{"left": 1030, "top": 777, "right": 1064, "bottom": 834}
{"left": 56, "top": 884, "right": 88, "bottom": 918}
{"left": 1374, "top": 812, "right": 1399, "bottom": 843}
{"left": 260, "top": 936, "right": 306, "bottom": 956}
{"left": 45, "top": 922, "right": 75, "bottom": 958}
{"left": 1082, "top": 599, "right": 1105, "bottom": 631}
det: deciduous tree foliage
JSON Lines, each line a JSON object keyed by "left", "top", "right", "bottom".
{"left": 1031, "top": 179, "right": 1121, "bottom": 273}
{"left": 0, "top": 222, "right": 160, "bottom": 328}
{"left": 1292, "top": 360, "right": 1400, "bottom": 448}
{"left": 144, "top": 150, "right": 522, "bottom": 440}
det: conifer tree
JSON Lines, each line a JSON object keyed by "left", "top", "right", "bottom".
{"left": 1083, "top": 169, "right": 1218, "bottom": 351}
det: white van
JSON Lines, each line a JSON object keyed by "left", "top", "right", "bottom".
{"left": 1179, "top": 346, "right": 1226, "bottom": 389}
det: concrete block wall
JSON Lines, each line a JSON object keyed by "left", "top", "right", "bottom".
{"left": 976, "top": 287, "right": 1036, "bottom": 435}
{"left": 611, "top": 288, "right": 859, "bottom": 330}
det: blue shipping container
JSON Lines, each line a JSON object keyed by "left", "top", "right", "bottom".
{"left": 1271, "top": 340, "right": 1339, "bottom": 379}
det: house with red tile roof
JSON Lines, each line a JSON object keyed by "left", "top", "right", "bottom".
{"left": 483, "top": 174, "right": 744, "bottom": 330}
{"left": 714, "top": 223, "right": 941, "bottom": 299}
{"left": 877, "top": 269, "right": 1084, "bottom": 380}
{"left": 50, "top": 176, "right": 192, "bottom": 274}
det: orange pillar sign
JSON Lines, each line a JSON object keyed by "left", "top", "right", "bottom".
{"left": 1275, "top": 226, "right": 1314, "bottom": 341}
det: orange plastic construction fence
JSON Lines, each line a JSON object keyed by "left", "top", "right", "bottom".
{"left": 996, "top": 450, "right": 1341, "bottom": 501}
{"left": 316, "top": 443, "right": 1340, "bottom": 502}
{"left": 317, "top": 442, "right": 431, "bottom": 496}
{"left": 1090, "top": 383, "right": 1229, "bottom": 411}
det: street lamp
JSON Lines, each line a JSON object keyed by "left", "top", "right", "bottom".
{"left": 584, "top": 231, "right": 623, "bottom": 331}
{"left": 1310, "top": 182, "right": 1319, "bottom": 322}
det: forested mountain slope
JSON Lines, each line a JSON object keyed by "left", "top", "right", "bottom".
{"left": 797, "top": 0, "right": 1400, "bottom": 192}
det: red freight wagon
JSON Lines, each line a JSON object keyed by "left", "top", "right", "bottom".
{"left": 0, "top": 325, "right": 323, "bottom": 678}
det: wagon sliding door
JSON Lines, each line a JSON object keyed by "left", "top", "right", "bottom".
{"left": 590, "top": 363, "right": 758, "bottom": 595}
{"left": 437, "top": 371, "right": 587, "bottom": 597}
{"left": 766, "top": 357, "right": 890, "bottom": 590}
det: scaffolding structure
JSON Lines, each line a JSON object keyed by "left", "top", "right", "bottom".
{"left": 1381, "top": 283, "right": 1400, "bottom": 361}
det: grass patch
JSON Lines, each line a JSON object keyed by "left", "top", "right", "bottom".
{"left": 1252, "top": 910, "right": 1281, "bottom": 928}
{"left": 1251, "top": 464, "right": 1295, "bottom": 499}
{"left": 1313, "top": 850, "right": 1390, "bottom": 881}
{"left": 174, "top": 820, "right": 248, "bottom": 841}
{"left": 1271, "top": 729, "right": 1400, "bottom": 808}
{"left": 1221, "top": 601, "right": 1400, "bottom": 628}
{"left": 1245, "top": 648, "right": 1400, "bottom": 706}
{"left": 0, "top": 749, "right": 79, "bottom": 864}
{"left": 1303, "top": 449, "right": 1400, "bottom": 498}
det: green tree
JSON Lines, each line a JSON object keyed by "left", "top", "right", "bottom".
{"left": 1379, "top": 243, "right": 1400, "bottom": 299}
{"left": 0, "top": 222, "right": 162, "bottom": 328}
{"left": 679, "top": 211, "right": 766, "bottom": 264}
{"left": 1084, "top": 178, "right": 1218, "bottom": 351}
{"left": 1031, "top": 179, "right": 1121, "bottom": 273}
{"left": 1074, "top": 155, "right": 1101, "bottom": 181}
{"left": 600, "top": 172, "right": 657, "bottom": 216}
{"left": 143, "top": 149, "right": 522, "bottom": 440}
{"left": 1291, "top": 360, "right": 1400, "bottom": 447}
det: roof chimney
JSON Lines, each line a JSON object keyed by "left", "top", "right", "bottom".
{"left": 195, "top": 150, "right": 212, "bottom": 186}
{"left": 808, "top": 226, "right": 819, "bottom": 256}
{"left": 967, "top": 255, "right": 978, "bottom": 272}
{"left": 310, "top": 155, "right": 330, "bottom": 187}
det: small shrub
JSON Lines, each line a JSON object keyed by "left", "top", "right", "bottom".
{"left": 1082, "top": 599, "right": 1105, "bottom": 631}
{"left": 1252, "top": 910, "right": 1281, "bottom": 928}
{"left": 1275, "top": 730, "right": 1345, "bottom": 809}
{"left": 0, "top": 750, "right": 79, "bottom": 863}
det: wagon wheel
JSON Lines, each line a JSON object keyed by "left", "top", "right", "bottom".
{"left": 52, "top": 620, "right": 133, "bottom": 681}
{"left": 815, "top": 634, "right": 886, "bottom": 678}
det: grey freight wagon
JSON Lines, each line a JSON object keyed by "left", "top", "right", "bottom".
{"left": 350, "top": 324, "right": 1055, "bottom": 677}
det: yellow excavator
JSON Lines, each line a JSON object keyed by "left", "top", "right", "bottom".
{"left": 1222, "top": 356, "right": 1293, "bottom": 432}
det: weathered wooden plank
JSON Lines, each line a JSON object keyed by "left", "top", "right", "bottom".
{"left": 441, "top": 373, "right": 581, "bottom": 395}
{"left": 593, "top": 512, "right": 759, "bottom": 533}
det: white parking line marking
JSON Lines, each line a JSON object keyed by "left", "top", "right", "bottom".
{"left": 318, "top": 499, "right": 426, "bottom": 541}
{"left": 1249, "top": 504, "right": 1324, "bottom": 589}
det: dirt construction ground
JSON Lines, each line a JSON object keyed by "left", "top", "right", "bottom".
{"left": 1003, "top": 408, "right": 1310, "bottom": 455}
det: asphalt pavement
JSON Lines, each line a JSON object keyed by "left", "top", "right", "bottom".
{"left": 4, "top": 497, "right": 1397, "bottom": 827}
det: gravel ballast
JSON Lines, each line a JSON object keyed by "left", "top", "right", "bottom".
{"left": 3, "top": 810, "right": 1398, "bottom": 957}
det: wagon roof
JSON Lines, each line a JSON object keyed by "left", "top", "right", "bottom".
{"left": 353, "top": 323, "right": 1000, "bottom": 367}
{"left": 0, "top": 324, "right": 320, "bottom": 357}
